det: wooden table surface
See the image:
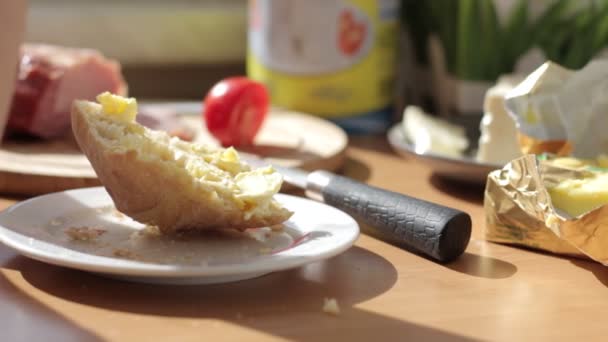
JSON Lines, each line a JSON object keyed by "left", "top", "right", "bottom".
{"left": 1, "top": 135, "right": 607, "bottom": 342}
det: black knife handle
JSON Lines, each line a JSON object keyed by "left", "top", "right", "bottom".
{"left": 319, "top": 174, "right": 471, "bottom": 263}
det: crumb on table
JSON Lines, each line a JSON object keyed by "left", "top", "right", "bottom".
{"left": 65, "top": 226, "right": 106, "bottom": 242}
{"left": 322, "top": 298, "right": 340, "bottom": 316}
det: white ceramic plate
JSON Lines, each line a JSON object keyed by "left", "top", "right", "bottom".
{"left": 0, "top": 187, "right": 359, "bottom": 285}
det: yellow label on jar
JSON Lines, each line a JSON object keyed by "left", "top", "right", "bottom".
{"left": 247, "top": 0, "right": 399, "bottom": 118}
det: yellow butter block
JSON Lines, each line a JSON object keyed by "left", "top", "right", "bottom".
{"left": 548, "top": 172, "right": 608, "bottom": 217}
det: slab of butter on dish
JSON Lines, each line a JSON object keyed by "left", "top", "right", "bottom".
{"left": 71, "top": 92, "right": 292, "bottom": 234}
{"left": 476, "top": 75, "right": 523, "bottom": 164}
{"left": 402, "top": 106, "right": 468, "bottom": 158}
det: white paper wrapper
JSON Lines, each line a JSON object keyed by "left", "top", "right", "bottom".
{"left": 505, "top": 60, "right": 608, "bottom": 158}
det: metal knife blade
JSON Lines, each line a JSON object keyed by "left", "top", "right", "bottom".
{"left": 250, "top": 159, "right": 309, "bottom": 189}
{"left": 242, "top": 154, "right": 472, "bottom": 263}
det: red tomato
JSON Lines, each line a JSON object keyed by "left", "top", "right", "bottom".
{"left": 203, "top": 77, "right": 269, "bottom": 147}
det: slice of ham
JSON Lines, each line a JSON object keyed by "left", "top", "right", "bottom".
{"left": 6, "top": 44, "right": 127, "bottom": 139}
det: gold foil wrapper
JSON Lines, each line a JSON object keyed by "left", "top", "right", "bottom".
{"left": 484, "top": 154, "right": 608, "bottom": 264}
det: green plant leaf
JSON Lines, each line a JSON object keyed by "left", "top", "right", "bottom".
{"left": 479, "top": 0, "right": 502, "bottom": 79}
{"left": 456, "top": 0, "right": 480, "bottom": 79}
{"left": 502, "top": 0, "right": 530, "bottom": 72}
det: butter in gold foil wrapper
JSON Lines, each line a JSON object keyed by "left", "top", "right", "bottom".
{"left": 484, "top": 154, "right": 608, "bottom": 264}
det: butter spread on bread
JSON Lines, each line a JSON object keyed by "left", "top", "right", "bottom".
{"left": 71, "top": 93, "right": 292, "bottom": 233}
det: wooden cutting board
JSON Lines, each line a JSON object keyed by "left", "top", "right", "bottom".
{"left": 0, "top": 103, "right": 348, "bottom": 195}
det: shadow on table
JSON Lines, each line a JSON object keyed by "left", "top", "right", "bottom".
{"left": 0, "top": 274, "right": 103, "bottom": 341}
{"left": 445, "top": 252, "right": 518, "bottom": 279}
{"left": 0, "top": 251, "right": 102, "bottom": 341}
{"left": 340, "top": 157, "right": 371, "bottom": 183}
{"left": 361, "top": 224, "right": 517, "bottom": 280}
{"left": 429, "top": 175, "right": 485, "bottom": 205}
{"left": 349, "top": 135, "right": 396, "bottom": 157}
{"left": 4, "top": 246, "right": 475, "bottom": 341}
{"left": 571, "top": 259, "right": 608, "bottom": 288}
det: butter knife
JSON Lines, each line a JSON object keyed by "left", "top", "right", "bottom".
{"left": 246, "top": 158, "right": 472, "bottom": 263}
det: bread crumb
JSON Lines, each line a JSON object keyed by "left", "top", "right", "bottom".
{"left": 322, "top": 298, "right": 340, "bottom": 316}
{"left": 269, "top": 224, "right": 284, "bottom": 231}
{"left": 65, "top": 226, "right": 106, "bottom": 241}
{"left": 50, "top": 218, "right": 64, "bottom": 226}
{"left": 112, "top": 209, "right": 126, "bottom": 219}
{"left": 129, "top": 231, "right": 140, "bottom": 241}
{"left": 130, "top": 225, "right": 161, "bottom": 240}
{"left": 113, "top": 248, "right": 137, "bottom": 260}
{"left": 143, "top": 225, "right": 161, "bottom": 236}
{"left": 259, "top": 247, "right": 272, "bottom": 254}
{"left": 247, "top": 228, "right": 271, "bottom": 242}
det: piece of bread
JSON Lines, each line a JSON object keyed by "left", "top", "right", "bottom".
{"left": 71, "top": 95, "right": 292, "bottom": 234}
